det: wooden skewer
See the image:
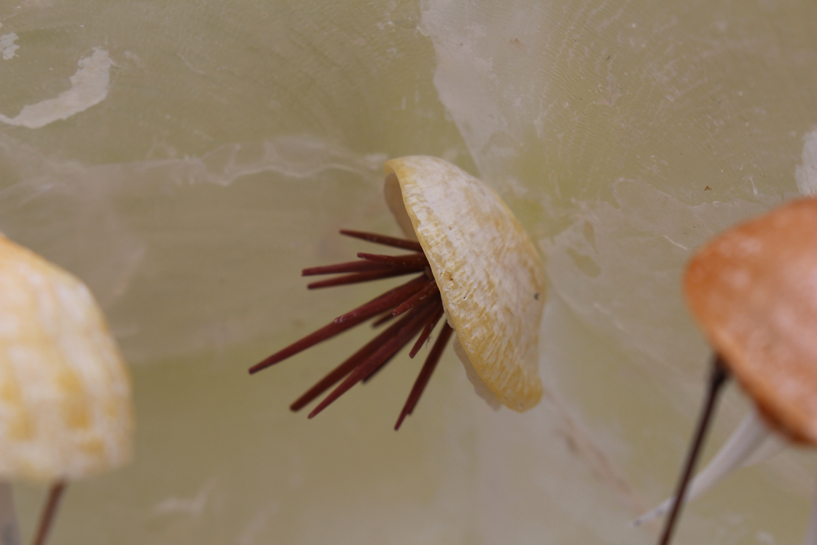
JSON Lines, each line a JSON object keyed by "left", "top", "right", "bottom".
{"left": 31, "top": 481, "right": 67, "bottom": 545}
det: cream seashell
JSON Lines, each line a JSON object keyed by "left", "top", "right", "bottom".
{"left": 0, "top": 235, "right": 133, "bottom": 482}
{"left": 383, "top": 156, "right": 545, "bottom": 412}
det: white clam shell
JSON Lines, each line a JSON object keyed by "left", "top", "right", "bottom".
{"left": 0, "top": 235, "right": 133, "bottom": 481}
{"left": 384, "top": 156, "right": 545, "bottom": 411}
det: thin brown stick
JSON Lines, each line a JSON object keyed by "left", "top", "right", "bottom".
{"left": 657, "top": 355, "right": 729, "bottom": 545}
{"left": 392, "top": 281, "right": 439, "bottom": 317}
{"left": 360, "top": 299, "right": 440, "bottom": 384}
{"left": 306, "top": 268, "right": 425, "bottom": 289}
{"left": 409, "top": 304, "right": 445, "bottom": 358}
{"left": 31, "top": 481, "right": 66, "bottom": 545}
{"left": 302, "top": 259, "right": 403, "bottom": 276}
{"left": 307, "top": 300, "right": 438, "bottom": 418}
{"left": 395, "top": 322, "right": 454, "bottom": 430}
{"left": 339, "top": 230, "right": 423, "bottom": 252}
{"left": 249, "top": 275, "right": 428, "bottom": 373}
{"left": 289, "top": 309, "right": 424, "bottom": 411}
{"left": 356, "top": 253, "right": 428, "bottom": 266}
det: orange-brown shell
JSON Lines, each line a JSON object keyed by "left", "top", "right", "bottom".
{"left": 684, "top": 197, "right": 817, "bottom": 444}
{"left": 383, "top": 156, "right": 545, "bottom": 411}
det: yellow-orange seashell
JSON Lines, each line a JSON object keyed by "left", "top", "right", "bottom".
{"left": 0, "top": 235, "right": 134, "bottom": 481}
{"left": 383, "top": 156, "right": 545, "bottom": 411}
{"left": 684, "top": 197, "right": 817, "bottom": 444}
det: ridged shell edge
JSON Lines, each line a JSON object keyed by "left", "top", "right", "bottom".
{"left": 384, "top": 156, "right": 545, "bottom": 411}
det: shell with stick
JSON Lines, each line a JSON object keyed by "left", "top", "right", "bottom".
{"left": 0, "top": 235, "right": 134, "bottom": 545}
{"left": 639, "top": 197, "right": 817, "bottom": 545}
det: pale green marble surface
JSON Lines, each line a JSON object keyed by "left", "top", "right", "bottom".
{"left": 1, "top": 1, "right": 816, "bottom": 543}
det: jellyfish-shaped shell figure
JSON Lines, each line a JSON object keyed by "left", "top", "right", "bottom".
{"left": 251, "top": 156, "right": 546, "bottom": 428}
{"left": 637, "top": 198, "right": 817, "bottom": 545}
{"left": 0, "top": 235, "right": 134, "bottom": 545}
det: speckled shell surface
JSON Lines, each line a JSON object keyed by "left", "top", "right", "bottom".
{"left": 0, "top": 235, "right": 134, "bottom": 481}
{"left": 685, "top": 198, "right": 817, "bottom": 444}
{"left": 384, "top": 156, "right": 545, "bottom": 411}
